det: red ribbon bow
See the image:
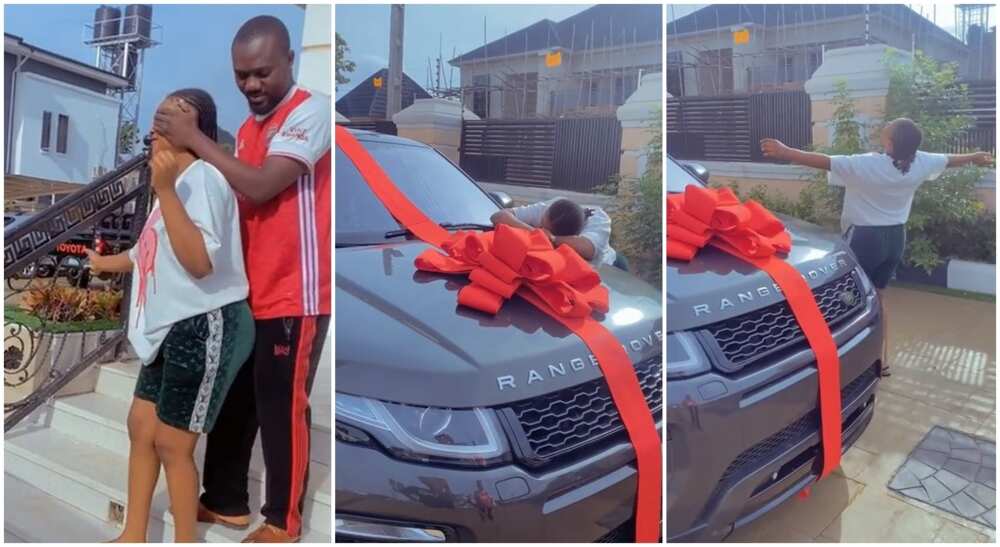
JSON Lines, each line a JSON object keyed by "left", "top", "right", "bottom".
{"left": 415, "top": 225, "right": 609, "bottom": 317}
{"left": 668, "top": 185, "right": 842, "bottom": 480}
{"left": 338, "top": 126, "right": 662, "bottom": 541}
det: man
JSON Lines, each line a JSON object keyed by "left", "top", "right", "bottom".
{"left": 154, "top": 15, "right": 330, "bottom": 542}
{"left": 491, "top": 197, "right": 626, "bottom": 270}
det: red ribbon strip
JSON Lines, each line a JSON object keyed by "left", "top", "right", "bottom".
{"left": 668, "top": 186, "right": 842, "bottom": 480}
{"left": 337, "top": 126, "right": 662, "bottom": 541}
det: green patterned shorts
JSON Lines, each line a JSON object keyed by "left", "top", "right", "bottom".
{"left": 135, "top": 300, "right": 254, "bottom": 433}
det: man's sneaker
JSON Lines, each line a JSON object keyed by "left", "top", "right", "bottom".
{"left": 241, "top": 523, "right": 300, "bottom": 543}
{"left": 197, "top": 503, "right": 252, "bottom": 530}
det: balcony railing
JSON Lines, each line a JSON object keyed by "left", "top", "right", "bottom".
{"left": 4, "top": 153, "right": 151, "bottom": 431}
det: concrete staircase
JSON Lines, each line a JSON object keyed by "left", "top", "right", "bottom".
{"left": 4, "top": 355, "right": 332, "bottom": 542}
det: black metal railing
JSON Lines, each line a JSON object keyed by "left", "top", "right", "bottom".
{"left": 4, "top": 154, "right": 152, "bottom": 431}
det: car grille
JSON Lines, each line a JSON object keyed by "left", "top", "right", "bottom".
{"left": 705, "top": 272, "right": 865, "bottom": 373}
{"left": 503, "top": 356, "right": 662, "bottom": 467}
{"left": 708, "top": 363, "right": 879, "bottom": 502}
{"left": 596, "top": 519, "right": 637, "bottom": 542}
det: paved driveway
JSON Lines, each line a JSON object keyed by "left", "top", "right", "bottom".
{"left": 728, "top": 286, "right": 996, "bottom": 542}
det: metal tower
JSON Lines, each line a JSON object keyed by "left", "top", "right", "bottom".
{"left": 956, "top": 4, "right": 993, "bottom": 79}
{"left": 85, "top": 5, "right": 161, "bottom": 165}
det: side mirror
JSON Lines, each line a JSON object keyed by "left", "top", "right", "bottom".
{"left": 683, "top": 162, "right": 711, "bottom": 184}
{"left": 490, "top": 191, "right": 514, "bottom": 208}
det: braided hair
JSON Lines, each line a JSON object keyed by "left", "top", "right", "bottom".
{"left": 888, "top": 118, "right": 922, "bottom": 175}
{"left": 546, "top": 198, "right": 588, "bottom": 236}
{"left": 167, "top": 88, "right": 218, "bottom": 143}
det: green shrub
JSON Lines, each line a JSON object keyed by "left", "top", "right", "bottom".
{"left": 609, "top": 108, "right": 662, "bottom": 286}
{"left": 718, "top": 56, "right": 994, "bottom": 272}
{"left": 885, "top": 51, "right": 991, "bottom": 271}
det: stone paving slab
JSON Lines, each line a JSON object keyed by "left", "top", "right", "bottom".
{"left": 889, "top": 426, "right": 996, "bottom": 529}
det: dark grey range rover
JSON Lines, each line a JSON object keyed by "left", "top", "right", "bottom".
{"left": 334, "top": 130, "right": 663, "bottom": 542}
{"left": 666, "top": 156, "right": 885, "bottom": 541}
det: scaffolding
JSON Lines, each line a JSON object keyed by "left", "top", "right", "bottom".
{"left": 425, "top": 13, "right": 662, "bottom": 120}
{"left": 956, "top": 4, "right": 994, "bottom": 79}
{"left": 666, "top": 4, "right": 994, "bottom": 97}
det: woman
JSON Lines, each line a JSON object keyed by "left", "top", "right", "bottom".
{"left": 761, "top": 118, "right": 992, "bottom": 375}
{"left": 87, "top": 89, "right": 253, "bottom": 542}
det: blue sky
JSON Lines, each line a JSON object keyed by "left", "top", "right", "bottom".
{"left": 5, "top": 4, "right": 305, "bottom": 136}
{"left": 335, "top": 4, "right": 592, "bottom": 99}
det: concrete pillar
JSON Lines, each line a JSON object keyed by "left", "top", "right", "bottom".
{"left": 392, "top": 98, "right": 479, "bottom": 164}
{"left": 804, "top": 44, "right": 911, "bottom": 149}
{"left": 616, "top": 72, "right": 662, "bottom": 179}
{"left": 298, "top": 5, "right": 331, "bottom": 96}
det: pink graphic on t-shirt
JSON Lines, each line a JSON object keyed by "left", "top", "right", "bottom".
{"left": 135, "top": 208, "right": 162, "bottom": 325}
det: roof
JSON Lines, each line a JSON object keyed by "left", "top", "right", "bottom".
{"left": 450, "top": 4, "right": 663, "bottom": 65}
{"left": 335, "top": 69, "right": 432, "bottom": 120}
{"left": 667, "top": 5, "right": 967, "bottom": 50}
{"left": 5, "top": 174, "right": 84, "bottom": 201}
{"left": 5, "top": 33, "right": 131, "bottom": 89}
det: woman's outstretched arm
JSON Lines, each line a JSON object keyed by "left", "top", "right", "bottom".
{"left": 946, "top": 151, "right": 993, "bottom": 168}
{"left": 760, "top": 138, "right": 832, "bottom": 171}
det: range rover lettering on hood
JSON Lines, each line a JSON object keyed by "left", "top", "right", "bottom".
{"left": 692, "top": 257, "right": 850, "bottom": 317}
{"left": 496, "top": 330, "right": 663, "bottom": 392}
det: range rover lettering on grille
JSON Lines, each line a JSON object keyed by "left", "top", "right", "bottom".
{"left": 692, "top": 257, "right": 850, "bottom": 317}
{"left": 495, "top": 330, "right": 662, "bottom": 391}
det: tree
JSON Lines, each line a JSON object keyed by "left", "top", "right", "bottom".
{"left": 336, "top": 32, "right": 356, "bottom": 90}
{"left": 118, "top": 121, "right": 139, "bottom": 156}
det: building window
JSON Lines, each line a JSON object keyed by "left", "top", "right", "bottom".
{"left": 696, "top": 48, "right": 734, "bottom": 95}
{"left": 503, "top": 72, "right": 537, "bottom": 118}
{"left": 613, "top": 74, "right": 639, "bottom": 106}
{"left": 472, "top": 75, "right": 490, "bottom": 119}
{"left": 667, "top": 51, "right": 685, "bottom": 97}
{"left": 41, "top": 111, "right": 52, "bottom": 151}
{"left": 807, "top": 50, "right": 822, "bottom": 78}
{"left": 56, "top": 114, "right": 69, "bottom": 154}
{"left": 782, "top": 54, "right": 795, "bottom": 83}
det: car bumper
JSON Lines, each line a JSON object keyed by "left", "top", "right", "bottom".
{"left": 666, "top": 292, "right": 883, "bottom": 542}
{"left": 336, "top": 423, "right": 663, "bottom": 542}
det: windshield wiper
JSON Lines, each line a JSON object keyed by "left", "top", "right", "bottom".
{"left": 384, "top": 222, "right": 494, "bottom": 239}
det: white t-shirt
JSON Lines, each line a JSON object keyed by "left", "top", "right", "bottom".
{"left": 510, "top": 198, "right": 617, "bottom": 266}
{"left": 127, "top": 159, "right": 249, "bottom": 364}
{"left": 829, "top": 151, "right": 949, "bottom": 233}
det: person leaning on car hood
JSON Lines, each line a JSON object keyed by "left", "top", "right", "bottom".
{"left": 491, "top": 197, "right": 626, "bottom": 270}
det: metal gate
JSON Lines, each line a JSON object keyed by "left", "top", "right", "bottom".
{"left": 460, "top": 118, "right": 622, "bottom": 191}
{"left": 667, "top": 90, "right": 811, "bottom": 162}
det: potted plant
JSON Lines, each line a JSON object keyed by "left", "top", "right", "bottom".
{"left": 5, "top": 285, "right": 123, "bottom": 405}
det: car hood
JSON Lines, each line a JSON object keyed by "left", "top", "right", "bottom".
{"left": 667, "top": 215, "right": 859, "bottom": 332}
{"left": 336, "top": 239, "right": 663, "bottom": 407}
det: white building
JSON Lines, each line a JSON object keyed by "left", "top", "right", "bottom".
{"left": 5, "top": 33, "right": 128, "bottom": 189}
{"left": 298, "top": 4, "right": 331, "bottom": 96}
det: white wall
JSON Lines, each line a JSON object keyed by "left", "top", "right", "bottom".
{"left": 299, "top": 4, "right": 331, "bottom": 96}
{"left": 10, "top": 72, "right": 119, "bottom": 183}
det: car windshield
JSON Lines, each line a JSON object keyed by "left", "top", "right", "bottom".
{"left": 667, "top": 156, "right": 703, "bottom": 194}
{"left": 336, "top": 136, "right": 500, "bottom": 246}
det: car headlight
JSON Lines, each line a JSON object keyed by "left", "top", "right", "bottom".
{"left": 666, "top": 332, "right": 710, "bottom": 379}
{"left": 855, "top": 266, "right": 875, "bottom": 295}
{"left": 335, "top": 393, "right": 510, "bottom": 467}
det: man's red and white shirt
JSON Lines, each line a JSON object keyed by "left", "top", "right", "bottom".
{"left": 236, "top": 86, "right": 331, "bottom": 319}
